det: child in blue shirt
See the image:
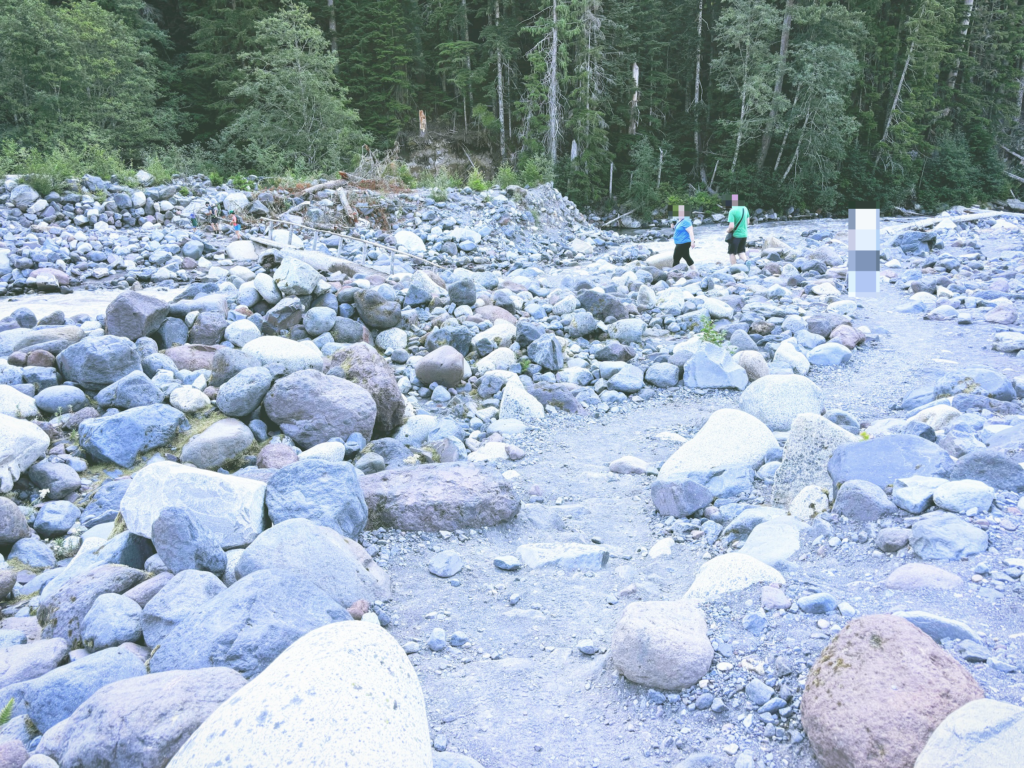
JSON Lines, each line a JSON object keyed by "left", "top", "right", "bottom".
{"left": 673, "top": 214, "right": 695, "bottom": 267}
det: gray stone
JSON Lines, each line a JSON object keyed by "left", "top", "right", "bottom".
{"left": 415, "top": 346, "right": 465, "bottom": 388}
{"left": 644, "top": 362, "right": 679, "bottom": 388}
{"left": 0, "top": 415, "right": 49, "bottom": 493}
{"left": 35, "top": 667, "right": 246, "bottom": 768}
{"left": 27, "top": 461, "right": 80, "bottom": 500}
{"left": 0, "top": 638, "right": 67, "bottom": 688}
{"left": 683, "top": 342, "right": 748, "bottom": 390}
{"left": 827, "top": 434, "right": 953, "bottom": 492}
{"left": 266, "top": 458, "right": 367, "bottom": 538}
{"left": 119, "top": 463, "right": 266, "bottom": 548}
{"left": 354, "top": 289, "right": 403, "bottom": 329}
{"left": 33, "top": 501, "right": 80, "bottom": 539}
{"left": 264, "top": 370, "right": 376, "bottom": 449}
{"left": 516, "top": 543, "right": 609, "bottom": 570}
{"left": 79, "top": 405, "right": 190, "bottom": 467}
{"left": 37, "top": 564, "right": 148, "bottom": 646}
{"left": 104, "top": 292, "right": 170, "bottom": 341}
{"left": 180, "top": 418, "right": 255, "bottom": 470}
{"left": 739, "top": 374, "right": 824, "bottom": 431}
{"left": 80, "top": 593, "right": 143, "bottom": 650}
{"left": 165, "top": 622, "right": 432, "bottom": 768}
{"left": 932, "top": 479, "right": 994, "bottom": 514}
{"left": 745, "top": 679, "right": 774, "bottom": 706}
{"left": 797, "top": 592, "right": 838, "bottom": 614}
{"left": 893, "top": 475, "right": 948, "bottom": 514}
{"left": 705, "top": 464, "right": 754, "bottom": 499}
{"left": 95, "top": 370, "right": 163, "bottom": 410}
{"left": 892, "top": 611, "right": 983, "bottom": 644}
{"left": 121, "top": 571, "right": 173, "bottom": 608}
{"left": 911, "top": 513, "right": 988, "bottom": 560}
{"left": 274, "top": 258, "right": 321, "bottom": 297}
{"left": 651, "top": 479, "right": 713, "bottom": 517}
{"left": 914, "top": 699, "right": 1024, "bottom": 768}
{"left": 34, "top": 385, "right": 89, "bottom": 415}
{"left": 427, "top": 550, "right": 463, "bottom": 578}
{"left": 241, "top": 336, "right": 323, "bottom": 376}
{"left": 142, "top": 569, "right": 225, "bottom": 647}
{"left": 935, "top": 368, "right": 1014, "bottom": 402}
{"left": 741, "top": 519, "right": 803, "bottom": 569}
{"left": 57, "top": 336, "right": 142, "bottom": 391}
{"left": 326, "top": 343, "right": 407, "bottom": 436}
{"left": 771, "top": 414, "right": 856, "bottom": 507}
{"left": 831, "top": 479, "right": 896, "bottom": 522}
{"left": 208, "top": 348, "right": 257, "bottom": 388}
{"left": 150, "top": 569, "right": 347, "bottom": 679}
{"left": 807, "top": 342, "right": 852, "bottom": 366}
{"left": 610, "top": 600, "right": 713, "bottom": 691}
{"left": 527, "top": 335, "right": 564, "bottom": 371}
{"left": 948, "top": 448, "right": 1024, "bottom": 492}
{"left": 81, "top": 478, "right": 131, "bottom": 527}
{"left": 151, "top": 506, "right": 228, "bottom": 575}
{"left": 607, "top": 363, "right": 644, "bottom": 394}
{"left": 9, "top": 537, "right": 55, "bottom": 569}
{"left": 659, "top": 409, "right": 779, "bottom": 485}
{"left": 23, "top": 646, "right": 146, "bottom": 734}
{"left": 216, "top": 366, "right": 273, "bottom": 418}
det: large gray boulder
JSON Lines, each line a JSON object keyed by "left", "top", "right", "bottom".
{"left": 911, "top": 513, "right": 989, "bottom": 560}
{"left": 274, "top": 258, "right": 321, "bottom": 297}
{"left": 57, "top": 336, "right": 142, "bottom": 391}
{"left": 37, "top": 564, "right": 148, "bottom": 646}
{"left": 0, "top": 497, "right": 30, "bottom": 546}
{"left": 104, "top": 292, "right": 170, "bottom": 341}
{"left": 0, "top": 415, "right": 49, "bottom": 493}
{"left": 659, "top": 409, "right": 779, "bottom": 485}
{"left": 831, "top": 479, "right": 897, "bottom": 522}
{"left": 215, "top": 366, "right": 272, "bottom": 418}
{"left": 208, "top": 348, "right": 258, "bottom": 387}
{"left": 35, "top": 500, "right": 78, "bottom": 540}
{"left": 236, "top": 519, "right": 390, "bottom": 606}
{"left": 79, "top": 405, "right": 190, "bottom": 467}
{"left": 739, "top": 374, "right": 824, "bottom": 431}
{"left": 263, "top": 369, "right": 376, "bottom": 449}
{"left": 149, "top": 569, "right": 348, "bottom": 679}
{"left": 935, "top": 368, "right": 1014, "bottom": 401}
{"left": 151, "top": 507, "right": 227, "bottom": 575}
{"left": 827, "top": 434, "right": 953, "bottom": 492}
{"left": 265, "top": 459, "right": 367, "bottom": 537}
{"left": 36, "top": 667, "right": 246, "bottom": 768}
{"left": 0, "top": 638, "right": 67, "bottom": 689}
{"left": 360, "top": 463, "right": 520, "bottom": 531}
{"left": 165, "top": 623, "right": 432, "bottom": 768}
{"left": 23, "top": 646, "right": 146, "bottom": 734}
{"left": 241, "top": 336, "right": 322, "bottom": 376}
{"left": 610, "top": 600, "right": 713, "bottom": 690}
{"left": 415, "top": 346, "right": 465, "bottom": 388}
{"left": 682, "top": 341, "right": 748, "bottom": 390}
{"left": 119, "top": 463, "right": 266, "bottom": 548}
{"left": 142, "top": 570, "right": 226, "bottom": 647}
{"left": 914, "top": 699, "right": 1024, "bottom": 768}
{"left": 80, "top": 593, "right": 143, "bottom": 650}
{"left": 179, "top": 418, "right": 255, "bottom": 470}
{"left": 770, "top": 414, "right": 855, "bottom": 507}
{"left": 353, "top": 289, "right": 402, "bottom": 329}
{"left": 0, "top": 325, "right": 83, "bottom": 359}
{"left": 327, "top": 343, "right": 406, "bottom": 436}
{"left": 948, "top": 447, "right": 1024, "bottom": 492}
{"left": 94, "top": 370, "right": 163, "bottom": 410}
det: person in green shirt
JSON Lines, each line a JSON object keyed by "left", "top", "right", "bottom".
{"left": 726, "top": 198, "right": 749, "bottom": 265}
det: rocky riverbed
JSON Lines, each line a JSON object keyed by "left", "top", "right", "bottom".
{"left": 1, "top": 172, "right": 1024, "bottom": 768}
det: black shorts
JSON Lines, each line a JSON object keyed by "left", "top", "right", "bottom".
{"left": 672, "top": 242, "right": 693, "bottom": 267}
{"left": 728, "top": 236, "right": 747, "bottom": 255}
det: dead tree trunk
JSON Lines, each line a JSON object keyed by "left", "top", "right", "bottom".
{"left": 757, "top": 0, "right": 795, "bottom": 169}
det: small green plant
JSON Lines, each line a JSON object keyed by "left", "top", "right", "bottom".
{"left": 859, "top": 430, "right": 870, "bottom": 440}
{"left": 93, "top": 188, "right": 108, "bottom": 204}
{"left": 520, "top": 154, "right": 553, "bottom": 187}
{"left": 23, "top": 173, "right": 53, "bottom": 197}
{"left": 396, "top": 164, "right": 415, "bottom": 187}
{"left": 207, "top": 171, "right": 225, "bottom": 186}
{"left": 0, "top": 698, "right": 14, "bottom": 726}
{"left": 229, "top": 175, "right": 254, "bottom": 191}
{"left": 699, "top": 315, "right": 726, "bottom": 346}
{"left": 496, "top": 163, "right": 518, "bottom": 189}
{"left": 467, "top": 167, "right": 487, "bottom": 192}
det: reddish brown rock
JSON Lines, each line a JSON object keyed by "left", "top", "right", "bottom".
{"left": 25, "top": 349, "right": 57, "bottom": 368}
{"left": 801, "top": 614, "right": 984, "bottom": 768}
{"left": 829, "top": 324, "right": 866, "bottom": 349}
{"left": 327, "top": 342, "right": 406, "bottom": 436}
{"left": 475, "top": 304, "right": 517, "bottom": 324}
{"left": 162, "top": 344, "right": 219, "bottom": 372}
{"left": 257, "top": 443, "right": 298, "bottom": 469}
{"left": 884, "top": 563, "right": 962, "bottom": 591}
{"left": 415, "top": 346, "right": 465, "bottom": 388}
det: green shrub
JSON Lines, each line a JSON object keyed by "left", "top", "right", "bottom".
{"left": 23, "top": 173, "right": 53, "bottom": 197}
{"left": 699, "top": 315, "right": 726, "bottom": 346}
{"left": 467, "top": 167, "right": 487, "bottom": 192}
{"left": 229, "top": 174, "right": 254, "bottom": 191}
{"left": 496, "top": 163, "right": 519, "bottom": 189}
{"left": 520, "top": 154, "right": 553, "bottom": 187}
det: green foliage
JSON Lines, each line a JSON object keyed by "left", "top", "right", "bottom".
{"left": 22, "top": 174, "right": 52, "bottom": 198}
{"left": 0, "top": 698, "right": 13, "bottom": 727}
{"left": 424, "top": 168, "right": 459, "bottom": 202}
{"left": 521, "top": 154, "right": 554, "bottom": 187}
{"left": 0, "top": 139, "right": 131, "bottom": 192}
{"left": 220, "top": 5, "right": 365, "bottom": 176}
{"left": 229, "top": 175, "right": 254, "bottom": 192}
{"left": 467, "top": 167, "right": 488, "bottom": 192}
{"left": 496, "top": 163, "right": 519, "bottom": 189}
{"left": 699, "top": 315, "right": 727, "bottom": 347}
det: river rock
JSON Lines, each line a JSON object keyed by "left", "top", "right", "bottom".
{"left": 165, "top": 622, "right": 432, "bottom": 768}
{"left": 415, "top": 346, "right": 465, "bottom": 388}
{"left": 610, "top": 600, "right": 713, "bottom": 691}
{"left": 911, "top": 513, "right": 988, "bottom": 560}
{"left": 914, "top": 699, "right": 1024, "bottom": 768}
{"left": 682, "top": 341, "right": 748, "bottom": 390}
{"left": 104, "top": 292, "right": 170, "bottom": 341}
{"left": 831, "top": 479, "right": 896, "bottom": 522}
{"left": 354, "top": 289, "right": 403, "bottom": 329}
{"left": 0, "top": 638, "right": 67, "bottom": 689}
{"left": 95, "top": 370, "right": 163, "bottom": 410}
{"left": 266, "top": 458, "right": 368, "bottom": 537}
{"left": 801, "top": 614, "right": 984, "bottom": 768}
{"left": 37, "top": 564, "right": 148, "bottom": 646}
{"left": 0, "top": 385, "right": 37, "bottom": 419}
{"left": 274, "top": 257, "right": 320, "bottom": 297}
{"left": 35, "top": 667, "right": 246, "bottom": 768}
{"left": 931, "top": 479, "right": 994, "bottom": 514}
{"left": 739, "top": 374, "right": 824, "bottom": 431}
{"left": 684, "top": 553, "right": 786, "bottom": 603}
{"left": 659, "top": 409, "right": 779, "bottom": 485}
{"left": 948, "top": 447, "right": 1024, "bottom": 492}
{"left": 0, "top": 416, "right": 48, "bottom": 493}
{"left": 327, "top": 343, "right": 406, "bottom": 435}
{"left": 57, "top": 336, "right": 142, "bottom": 391}
{"left": 215, "top": 366, "right": 273, "bottom": 418}
{"left": 360, "top": 463, "right": 520, "bottom": 531}
{"left": 241, "top": 336, "right": 323, "bottom": 375}
{"left": 771, "top": 413, "right": 856, "bottom": 507}
{"left": 180, "top": 418, "right": 255, "bottom": 470}
{"left": 119, "top": 462, "right": 266, "bottom": 548}
{"left": 651, "top": 480, "right": 714, "bottom": 517}
{"left": 80, "top": 593, "right": 143, "bottom": 650}
{"left": 885, "top": 563, "right": 963, "bottom": 590}
{"left": 151, "top": 506, "right": 227, "bottom": 574}
{"left": 263, "top": 369, "right": 376, "bottom": 449}
{"left": 79, "top": 405, "right": 190, "bottom": 467}
{"left": 827, "top": 434, "right": 953, "bottom": 492}
{"left": 142, "top": 570, "right": 225, "bottom": 647}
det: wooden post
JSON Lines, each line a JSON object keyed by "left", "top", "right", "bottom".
{"left": 419, "top": 110, "right": 427, "bottom": 137}
{"left": 288, "top": 225, "right": 295, "bottom": 246}
{"left": 609, "top": 162, "right": 614, "bottom": 197}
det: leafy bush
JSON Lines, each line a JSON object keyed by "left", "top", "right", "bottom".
{"left": 229, "top": 175, "right": 254, "bottom": 191}
{"left": 699, "top": 315, "right": 726, "bottom": 346}
{"left": 23, "top": 173, "right": 53, "bottom": 197}
{"left": 520, "top": 154, "right": 553, "bottom": 187}
{"left": 496, "top": 163, "right": 519, "bottom": 189}
{"left": 467, "top": 167, "right": 487, "bottom": 192}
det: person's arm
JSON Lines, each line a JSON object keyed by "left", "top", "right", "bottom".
{"left": 687, "top": 225, "right": 695, "bottom": 244}
{"left": 727, "top": 210, "right": 736, "bottom": 233}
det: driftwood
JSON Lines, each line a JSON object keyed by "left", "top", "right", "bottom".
{"left": 298, "top": 178, "right": 349, "bottom": 197}
{"left": 884, "top": 210, "right": 1024, "bottom": 236}
{"left": 603, "top": 209, "right": 637, "bottom": 228}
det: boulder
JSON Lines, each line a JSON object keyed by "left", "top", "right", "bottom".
{"left": 733, "top": 350, "right": 769, "bottom": 382}
{"left": 241, "top": 336, "right": 323, "bottom": 375}
{"left": 26, "top": 461, "right": 80, "bottom": 501}
{"left": 527, "top": 335, "right": 564, "bottom": 372}
{"left": 610, "top": 600, "right": 713, "bottom": 691}
{"left": 739, "top": 374, "right": 824, "bottom": 432}
{"left": 104, "top": 292, "right": 170, "bottom": 341}
{"left": 684, "top": 553, "right": 785, "bottom": 603}
{"left": 932, "top": 479, "right": 993, "bottom": 514}
{"left": 142, "top": 570, "right": 226, "bottom": 647}
{"left": 80, "top": 593, "right": 143, "bottom": 650}
{"left": 57, "top": 336, "right": 142, "bottom": 391}
{"left": 0, "top": 326, "right": 83, "bottom": 359}
{"left": 354, "top": 289, "right": 402, "bottom": 329}
{"left": 236, "top": 519, "right": 390, "bottom": 606}
{"left": 499, "top": 383, "right": 545, "bottom": 422}
{"left": 682, "top": 341, "right": 748, "bottom": 390}
{"left": 827, "top": 435, "right": 953, "bottom": 492}
{"left": 651, "top": 480, "right": 713, "bottom": 517}
{"left": 166, "top": 623, "right": 432, "bottom": 768}
{"left": 79, "top": 405, "right": 191, "bottom": 467}
{"left": 151, "top": 507, "right": 227, "bottom": 575}
{"left": 808, "top": 342, "right": 853, "bottom": 366}
{"left": 22, "top": 645, "right": 146, "bottom": 733}
{"left": 360, "top": 463, "right": 520, "bottom": 531}
{"left": 266, "top": 459, "right": 368, "bottom": 538}
{"left": 0, "top": 638, "right": 67, "bottom": 688}
{"left": 948, "top": 447, "right": 1024, "bottom": 492}
{"left": 607, "top": 364, "right": 645, "bottom": 394}
{"left": 911, "top": 513, "right": 988, "bottom": 560}
{"left": 415, "top": 346, "right": 465, "bottom": 388}
{"left": 263, "top": 369, "right": 376, "bottom": 449}
{"left": 935, "top": 368, "right": 1014, "bottom": 401}
{"left": 81, "top": 478, "right": 131, "bottom": 527}
{"left": 770, "top": 414, "right": 856, "bottom": 507}
{"left": 121, "top": 571, "right": 173, "bottom": 609}
{"left": 914, "top": 699, "right": 1024, "bottom": 768}
{"left": 0, "top": 415, "right": 48, "bottom": 493}
{"left": 327, "top": 343, "right": 406, "bottom": 436}
{"left": 831, "top": 479, "right": 897, "bottom": 522}
{"left": 215, "top": 366, "right": 273, "bottom": 418}
{"left": 0, "top": 497, "right": 30, "bottom": 546}
{"left": 801, "top": 614, "right": 984, "bottom": 768}
{"left": 0, "top": 385, "right": 38, "bottom": 419}
{"left": 119, "top": 463, "right": 266, "bottom": 548}
{"left": 273, "top": 258, "right": 320, "bottom": 297}
{"left": 740, "top": 518, "right": 804, "bottom": 569}
{"left": 162, "top": 343, "right": 218, "bottom": 372}
{"left": 36, "top": 667, "right": 246, "bottom": 768}
{"left": 659, "top": 409, "right": 779, "bottom": 485}
{"left": 37, "top": 564, "right": 148, "bottom": 646}
{"left": 149, "top": 569, "right": 347, "bottom": 679}
{"left": 95, "top": 370, "right": 163, "bottom": 410}
{"left": 33, "top": 500, "right": 80, "bottom": 539}
{"left": 884, "top": 563, "right": 963, "bottom": 591}
{"left": 180, "top": 418, "right": 255, "bottom": 470}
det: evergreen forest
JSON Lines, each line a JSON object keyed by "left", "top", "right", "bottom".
{"left": 1, "top": 0, "right": 1023, "bottom": 215}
